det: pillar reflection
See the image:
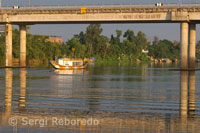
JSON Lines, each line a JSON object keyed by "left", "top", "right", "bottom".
{"left": 179, "top": 70, "right": 196, "bottom": 126}
{"left": 19, "top": 68, "right": 27, "bottom": 111}
{"left": 188, "top": 71, "right": 195, "bottom": 116}
{"left": 180, "top": 71, "right": 188, "bottom": 117}
{"left": 3, "top": 68, "right": 13, "bottom": 123}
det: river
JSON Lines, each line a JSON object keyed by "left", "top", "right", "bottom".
{"left": 0, "top": 63, "right": 200, "bottom": 132}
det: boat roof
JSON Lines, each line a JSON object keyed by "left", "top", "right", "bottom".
{"left": 58, "top": 58, "right": 83, "bottom": 62}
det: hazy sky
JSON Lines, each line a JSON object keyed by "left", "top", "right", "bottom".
{"left": 2, "top": 0, "right": 200, "bottom": 42}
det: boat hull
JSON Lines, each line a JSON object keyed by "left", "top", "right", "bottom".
{"left": 50, "top": 61, "right": 87, "bottom": 69}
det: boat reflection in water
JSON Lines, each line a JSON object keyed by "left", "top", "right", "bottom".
{"left": 53, "top": 69, "right": 85, "bottom": 75}
{"left": 0, "top": 68, "right": 200, "bottom": 132}
{"left": 51, "top": 69, "right": 86, "bottom": 93}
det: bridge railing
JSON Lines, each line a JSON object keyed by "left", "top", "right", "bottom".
{"left": 1, "top": 3, "right": 200, "bottom": 10}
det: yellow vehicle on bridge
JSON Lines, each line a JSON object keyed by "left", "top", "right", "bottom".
{"left": 81, "top": 8, "right": 87, "bottom": 14}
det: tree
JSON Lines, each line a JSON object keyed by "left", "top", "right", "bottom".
{"left": 67, "top": 37, "right": 86, "bottom": 58}
{"left": 12, "top": 29, "right": 20, "bottom": 58}
{"left": 84, "top": 24, "right": 109, "bottom": 57}
{"left": 74, "top": 31, "right": 85, "bottom": 44}
{"left": 152, "top": 36, "right": 159, "bottom": 45}
{"left": 135, "top": 31, "right": 149, "bottom": 51}
{"left": 110, "top": 30, "right": 122, "bottom": 46}
{"left": 123, "top": 29, "right": 135, "bottom": 42}
{"left": 148, "top": 39, "right": 180, "bottom": 59}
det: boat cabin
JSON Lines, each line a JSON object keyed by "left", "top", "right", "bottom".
{"left": 57, "top": 58, "right": 83, "bottom": 66}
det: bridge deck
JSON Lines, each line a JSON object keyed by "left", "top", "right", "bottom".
{"left": 1, "top": 6, "right": 200, "bottom": 15}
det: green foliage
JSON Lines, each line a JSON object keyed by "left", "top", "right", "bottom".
{"left": 123, "top": 29, "right": 135, "bottom": 42}
{"left": 0, "top": 33, "right": 5, "bottom": 65}
{"left": 148, "top": 37, "right": 180, "bottom": 60}
{"left": 0, "top": 24, "right": 182, "bottom": 66}
{"left": 196, "top": 41, "right": 200, "bottom": 59}
{"left": 13, "top": 29, "right": 20, "bottom": 58}
{"left": 67, "top": 37, "right": 86, "bottom": 58}
{"left": 83, "top": 24, "right": 110, "bottom": 57}
{"left": 138, "top": 53, "right": 151, "bottom": 62}
{"left": 0, "top": 28, "right": 70, "bottom": 66}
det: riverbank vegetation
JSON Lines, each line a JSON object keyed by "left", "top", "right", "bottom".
{"left": 0, "top": 24, "right": 195, "bottom": 66}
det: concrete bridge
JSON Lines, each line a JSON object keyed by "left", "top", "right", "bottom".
{"left": 1, "top": 5, "right": 200, "bottom": 69}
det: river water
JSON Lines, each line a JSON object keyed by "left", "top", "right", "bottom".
{"left": 0, "top": 63, "right": 200, "bottom": 132}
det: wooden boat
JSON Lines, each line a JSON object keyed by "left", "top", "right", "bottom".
{"left": 50, "top": 58, "right": 87, "bottom": 69}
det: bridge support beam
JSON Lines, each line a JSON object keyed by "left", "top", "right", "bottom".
{"left": 180, "top": 22, "right": 189, "bottom": 70}
{"left": 19, "top": 25, "right": 27, "bottom": 67}
{"left": 189, "top": 23, "right": 196, "bottom": 70}
{"left": 5, "top": 24, "right": 12, "bottom": 67}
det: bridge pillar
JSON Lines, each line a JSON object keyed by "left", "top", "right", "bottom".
{"left": 5, "top": 24, "right": 12, "bottom": 67}
{"left": 19, "top": 25, "right": 27, "bottom": 67}
{"left": 180, "top": 22, "right": 189, "bottom": 70}
{"left": 189, "top": 23, "right": 196, "bottom": 70}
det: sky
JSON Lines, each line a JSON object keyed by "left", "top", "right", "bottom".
{"left": 1, "top": 0, "right": 200, "bottom": 42}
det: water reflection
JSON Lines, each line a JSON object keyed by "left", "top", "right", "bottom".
{"left": 2, "top": 68, "right": 27, "bottom": 124}
{"left": 19, "top": 68, "right": 27, "bottom": 111}
{"left": 3, "top": 68, "right": 13, "bottom": 124}
{"left": 0, "top": 67, "right": 199, "bottom": 132}
{"left": 179, "top": 71, "right": 196, "bottom": 132}
{"left": 188, "top": 71, "right": 195, "bottom": 116}
{"left": 180, "top": 71, "right": 188, "bottom": 117}
{"left": 52, "top": 69, "right": 85, "bottom": 89}
{"left": 180, "top": 71, "right": 196, "bottom": 118}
